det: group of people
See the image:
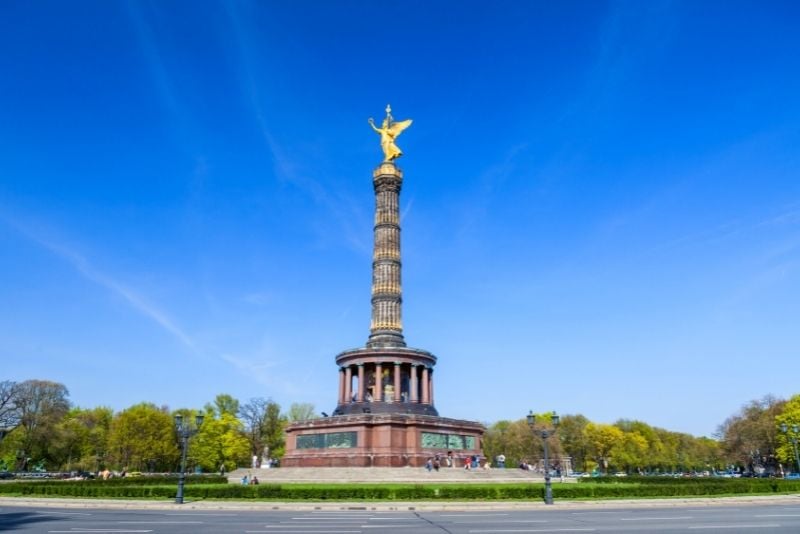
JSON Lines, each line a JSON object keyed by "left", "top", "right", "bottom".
{"left": 425, "top": 452, "right": 490, "bottom": 471}
{"left": 240, "top": 474, "right": 260, "bottom": 485}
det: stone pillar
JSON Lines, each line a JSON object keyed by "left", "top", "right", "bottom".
{"left": 410, "top": 364, "right": 419, "bottom": 403}
{"left": 344, "top": 366, "right": 352, "bottom": 403}
{"left": 339, "top": 367, "right": 345, "bottom": 404}
{"left": 394, "top": 362, "right": 402, "bottom": 402}
{"left": 357, "top": 364, "right": 365, "bottom": 402}
{"left": 367, "top": 163, "right": 406, "bottom": 348}
{"left": 421, "top": 366, "right": 430, "bottom": 404}
{"left": 429, "top": 368, "right": 434, "bottom": 406}
{"left": 375, "top": 362, "right": 382, "bottom": 401}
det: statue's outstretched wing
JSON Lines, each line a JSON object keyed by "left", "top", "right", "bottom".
{"left": 388, "top": 119, "right": 412, "bottom": 137}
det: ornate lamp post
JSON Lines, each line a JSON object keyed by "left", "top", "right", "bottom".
{"left": 780, "top": 423, "right": 800, "bottom": 475}
{"left": 174, "top": 413, "right": 204, "bottom": 504}
{"left": 527, "top": 410, "right": 560, "bottom": 505}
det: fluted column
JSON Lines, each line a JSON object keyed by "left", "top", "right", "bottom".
{"left": 429, "top": 368, "right": 434, "bottom": 406}
{"left": 344, "top": 366, "right": 352, "bottom": 403}
{"left": 367, "top": 163, "right": 406, "bottom": 348}
{"left": 410, "top": 364, "right": 419, "bottom": 403}
{"left": 375, "top": 362, "right": 382, "bottom": 401}
{"left": 421, "top": 366, "right": 430, "bottom": 404}
{"left": 394, "top": 362, "right": 402, "bottom": 402}
{"left": 338, "top": 368, "right": 345, "bottom": 404}
{"left": 357, "top": 364, "right": 365, "bottom": 402}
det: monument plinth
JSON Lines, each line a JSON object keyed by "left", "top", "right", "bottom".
{"left": 282, "top": 106, "right": 484, "bottom": 468}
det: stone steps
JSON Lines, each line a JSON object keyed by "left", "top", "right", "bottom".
{"left": 227, "top": 467, "right": 559, "bottom": 484}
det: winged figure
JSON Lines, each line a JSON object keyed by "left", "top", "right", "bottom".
{"left": 368, "top": 105, "right": 412, "bottom": 162}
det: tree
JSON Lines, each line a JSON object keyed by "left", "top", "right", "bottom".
{"left": 210, "top": 394, "right": 240, "bottom": 418}
{"left": 13, "top": 380, "right": 70, "bottom": 470}
{"left": 775, "top": 394, "right": 800, "bottom": 472}
{"left": 191, "top": 409, "right": 249, "bottom": 472}
{"left": 483, "top": 419, "right": 534, "bottom": 466}
{"left": 717, "top": 395, "right": 785, "bottom": 473}
{"left": 263, "top": 400, "right": 287, "bottom": 459}
{"left": 239, "top": 398, "right": 287, "bottom": 460}
{"left": 287, "top": 403, "right": 317, "bottom": 422}
{"left": 107, "top": 403, "right": 179, "bottom": 471}
{"left": 52, "top": 406, "right": 113, "bottom": 471}
{"left": 558, "top": 414, "right": 591, "bottom": 472}
{"left": 584, "top": 423, "right": 624, "bottom": 473}
{"left": 0, "top": 380, "right": 21, "bottom": 431}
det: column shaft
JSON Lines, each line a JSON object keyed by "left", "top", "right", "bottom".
{"left": 368, "top": 164, "right": 406, "bottom": 348}
{"left": 410, "top": 364, "right": 419, "bottom": 403}
{"left": 394, "top": 363, "right": 402, "bottom": 402}
{"left": 421, "top": 366, "right": 430, "bottom": 404}
{"left": 344, "top": 366, "right": 352, "bottom": 403}
{"left": 338, "top": 368, "right": 345, "bottom": 404}
{"left": 375, "top": 363, "right": 382, "bottom": 401}
{"left": 357, "top": 364, "right": 365, "bottom": 402}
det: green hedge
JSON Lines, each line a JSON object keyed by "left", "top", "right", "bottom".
{"left": 79, "top": 475, "right": 228, "bottom": 485}
{"left": 579, "top": 476, "right": 772, "bottom": 485}
{"left": 1, "top": 480, "right": 799, "bottom": 500}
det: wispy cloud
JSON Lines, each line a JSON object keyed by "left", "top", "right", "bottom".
{"left": 223, "top": 4, "right": 370, "bottom": 256}
{"left": 220, "top": 352, "right": 306, "bottom": 397}
{"left": 2, "top": 214, "right": 196, "bottom": 350}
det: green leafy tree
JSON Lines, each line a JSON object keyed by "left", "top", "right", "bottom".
{"left": 191, "top": 410, "right": 249, "bottom": 473}
{"left": 558, "top": 414, "right": 591, "bottom": 472}
{"left": 775, "top": 394, "right": 800, "bottom": 472}
{"left": 107, "top": 403, "right": 179, "bottom": 471}
{"left": 54, "top": 406, "right": 112, "bottom": 472}
{"left": 287, "top": 402, "right": 317, "bottom": 422}
{"left": 211, "top": 394, "right": 240, "bottom": 418}
{"left": 239, "top": 398, "right": 287, "bottom": 460}
{"left": 14, "top": 380, "right": 70, "bottom": 470}
{"left": 717, "top": 395, "right": 785, "bottom": 472}
{"left": 584, "top": 422, "right": 624, "bottom": 473}
{"left": 264, "top": 400, "right": 287, "bottom": 459}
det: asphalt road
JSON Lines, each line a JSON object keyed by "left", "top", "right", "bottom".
{"left": 3, "top": 503, "right": 800, "bottom": 533}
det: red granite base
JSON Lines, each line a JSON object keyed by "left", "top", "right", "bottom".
{"left": 282, "top": 413, "right": 485, "bottom": 468}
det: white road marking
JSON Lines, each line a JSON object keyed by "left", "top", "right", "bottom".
{"left": 470, "top": 530, "right": 595, "bottom": 533}
{"left": 688, "top": 525, "right": 781, "bottom": 530}
{"left": 270, "top": 526, "right": 362, "bottom": 528}
{"left": 167, "top": 513, "right": 238, "bottom": 516}
{"left": 291, "top": 517, "right": 372, "bottom": 521}
{"left": 620, "top": 516, "right": 693, "bottom": 521}
{"left": 115, "top": 521, "right": 203, "bottom": 525}
{"left": 36, "top": 511, "right": 93, "bottom": 516}
{"left": 441, "top": 513, "right": 510, "bottom": 517}
{"left": 266, "top": 527, "right": 362, "bottom": 529}
{"left": 245, "top": 531, "right": 361, "bottom": 534}
{"left": 453, "top": 519, "right": 548, "bottom": 525}
{"left": 570, "top": 512, "right": 624, "bottom": 515}
{"left": 755, "top": 514, "right": 800, "bottom": 517}
{"left": 361, "top": 525, "right": 424, "bottom": 529}
{"left": 48, "top": 530, "right": 153, "bottom": 533}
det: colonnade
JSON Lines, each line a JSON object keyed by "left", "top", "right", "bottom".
{"left": 338, "top": 361, "right": 434, "bottom": 406}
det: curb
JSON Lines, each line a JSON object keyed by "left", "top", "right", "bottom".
{"left": 2, "top": 494, "right": 799, "bottom": 512}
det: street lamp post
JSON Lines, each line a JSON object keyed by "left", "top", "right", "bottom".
{"left": 527, "top": 410, "right": 560, "bottom": 505}
{"left": 174, "top": 413, "right": 204, "bottom": 504}
{"left": 780, "top": 423, "right": 800, "bottom": 475}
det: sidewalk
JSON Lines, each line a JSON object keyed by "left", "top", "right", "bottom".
{"left": 2, "top": 494, "right": 799, "bottom": 512}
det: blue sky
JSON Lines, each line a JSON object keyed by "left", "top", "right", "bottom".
{"left": 1, "top": 1, "right": 799, "bottom": 437}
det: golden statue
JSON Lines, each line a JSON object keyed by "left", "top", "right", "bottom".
{"left": 368, "top": 104, "right": 412, "bottom": 162}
